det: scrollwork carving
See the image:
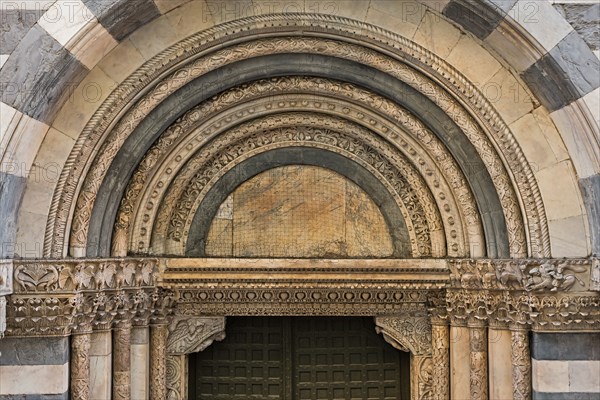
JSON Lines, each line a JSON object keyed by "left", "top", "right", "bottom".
{"left": 511, "top": 329, "right": 531, "bottom": 400}
{"left": 167, "top": 316, "right": 225, "bottom": 355}
{"left": 375, "top": 314, "right": 432, "bottom": 356}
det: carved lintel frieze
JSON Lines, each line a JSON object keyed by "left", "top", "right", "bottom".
{"left": 167, "top": 316, "right": 226, "bottom": 355}
{"left": 448, "top": 258, "right": 593, "bottom": 292}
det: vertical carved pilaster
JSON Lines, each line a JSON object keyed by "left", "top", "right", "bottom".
{"left": 71, "top": 333, "right": 91, "bottom": 400}
{"left": 431, "top": 323, "right": 449, "bottom": 400}
{"left": 166, "top": 354, "right": 187, "bottom": 400}
{"left": 511, "top": 330, "right": 531, "bottom": 400}
{"left": 150, "top": 324, "right": 168, "bottom": 400}
{"left": 469, "top": 325, "right": 488, "bottom": 400}
{"left": 113, "top": 323, "right": 132, "bottom": 400}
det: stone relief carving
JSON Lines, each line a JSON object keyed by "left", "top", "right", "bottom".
{"left": 5, "top": 259, "right": 174, "bottom": 336}
{"left": 448, "top": 259, "right": 592, "bottom": 292}
{"left": 375, "top": 315, "right": 432, "bottom": 356}
{"left": 511, "top": 330, "right": 531, "bottom": 400}
{"left": 155, "top": 118, "right": 440, "bottom": 257}
{"left": 45, "top": 19, "right": 546, "bottom": 260}
{"left": 115, "top": 79, "right": 482, "bottom": 257}
{"left": 167, "top": 316, "right": 226, "bottom": 355}
{"left": 71, "top": 333, "right": 91, "bottom": 400}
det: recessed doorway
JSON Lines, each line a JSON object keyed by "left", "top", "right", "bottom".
{"left": 188, "top": 317, "right": 411, "bottom": 399}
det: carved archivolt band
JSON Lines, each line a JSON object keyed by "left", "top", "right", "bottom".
{"left": 44, "top": 17, "right": 546, "bottom": 258}
{"left": 114, "top": 79, "right": 483, "bottom": 258}
{"left": 113, "top": 78, "right": 484, "bottom": 255}
{"left": 148, "top": 115, "right": 443, "bottom": 256}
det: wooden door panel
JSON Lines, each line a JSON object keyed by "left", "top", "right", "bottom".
{"left": 189, "top": 317, "right": 408, "bottom": 399}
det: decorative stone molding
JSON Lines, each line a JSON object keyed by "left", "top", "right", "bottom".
{"left": 592, "top": 258, "right": 600, "bottom": 291}
{"left": 150, "top": 324, "right": 168, "bottom": 400}
{"left": 445, "top": 289, "right": 600, "bottom": 330}
{"left": 0, "top": 260, "right": 13, "bottom": 337}
{"left": 511, "top": 329, "right": 531, "bottom": 400}
{"left": 4, "top": 259, "right": 174, "bottom": 336}
{"left": 431, "top": 323, "right": 450, "bottom": 400}
{"left": 167, "top": 316, "right": 226, "bottom": 355}
{"left": 116, "top": 78, "right": 483, "bottom": 258}
{"left": 448, "top": 258, "right": 593, "bottom": 292}
{"left": 46, "top": 17, "right": 547, "bottom": 259}
{"left": 374, "top": 314, "right": 434, "bottom": 400}
{"left": 375, "top": 314, "right": 432, "bottom": 356}
{"left": 71, "top": 332, "right": 91, "bottom": 400}
{"left": 469, "top": 325, "right": 488, "bottom": 400}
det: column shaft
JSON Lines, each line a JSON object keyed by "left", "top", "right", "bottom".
{"left": 113, "top": 324, "right": 132, "bottom": 400}
{"left": 71, "top": 333, "right": 91, "bottom": 400}
{"left": 150, "top": 324, "right": 168, "bottom": 400}
{"left": 469, "top": 325, "right": 488, "bottom": 400}
{"left": 432, "top": 324, "right": 450, "bottom": 400}
{"left": 511, "top": 330, "right": 532, "bottom": 400}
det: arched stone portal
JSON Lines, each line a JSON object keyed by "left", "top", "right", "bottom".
{"left": 1, "top": 5, "right": 598, "bottom": 400}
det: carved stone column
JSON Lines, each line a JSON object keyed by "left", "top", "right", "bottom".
{"left": 469, "top": 324, "right": 488, "bottom": 400}
{"left": 113, "top": 322, "right": 132, "bottom": 400}
{"left": 150, "top": 324, "right": 168, "bottom": 400}
{"left": 511, "top": 329, "right": 531, "bottom": 400}
{"left": 71, "top": 333, "right": 91, "bottom": 400}
{"left": 431, "top": 322, "right": 449, "bottom": 400}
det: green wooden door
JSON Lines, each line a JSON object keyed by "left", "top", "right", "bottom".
{"left": 189, "top": 317, "right": 410, "bottom": 400}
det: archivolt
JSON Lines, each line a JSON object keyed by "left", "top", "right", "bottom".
{"left": 44, "top": 14, "right": 548, "bottom": 258}
{"left": 112, "top": 79, "right": 483, "bottom": 258}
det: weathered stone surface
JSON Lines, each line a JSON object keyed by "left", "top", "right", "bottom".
{"left": 554, "top": 3, "right": 599, "bottom": 51}
{"left": 0, "top": 9, "right": 45, "bottom": 54}
{"left": 522, "top": 52, "right": 581, "bottom": 112}
{"left": 82, "top": 0, "right": 160, "bottom": 41}
{"left": 580, "top": 174, "right": 600, "bottom": 254}
{"left": 532, "top": 332, "right": 600, "bottom": 361}
{"left": 0, "top": 172, "right": 26, "bottom": 258}
{"left": 549, "top": 31, "right": 600, "bottom": 99}
{"left": 443, "top": 0, "right": 512, "bottom": 40}
{"left": 205, "top": 166, "right": 393, "bottom": 258}
{"left": 0, "top": 337, "right": 69, "bottom": 365}
{"left": 0, "top": 24, "right": 88, "bottom": 122}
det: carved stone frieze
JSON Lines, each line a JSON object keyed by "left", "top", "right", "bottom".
{"left": 448, "top": 258, "right": 593, "bottom": 292}
{"left": 445, "top": 288, "right": 600, "bottom": 330}
{"left": 375, "top": 314, "right": 432, "bottom": 356}
{"left": 47, "top": 19, "right": 546, "bottom": 260}
{"left": 4, "top": 259, "right": 175, "bottom": 336}
{"left": 167, "top": 316, "right": 225, "bottom": 355}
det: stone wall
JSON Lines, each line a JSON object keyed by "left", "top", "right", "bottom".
{"left": 532, "top": 332, "right": 600, "bottom": 399}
